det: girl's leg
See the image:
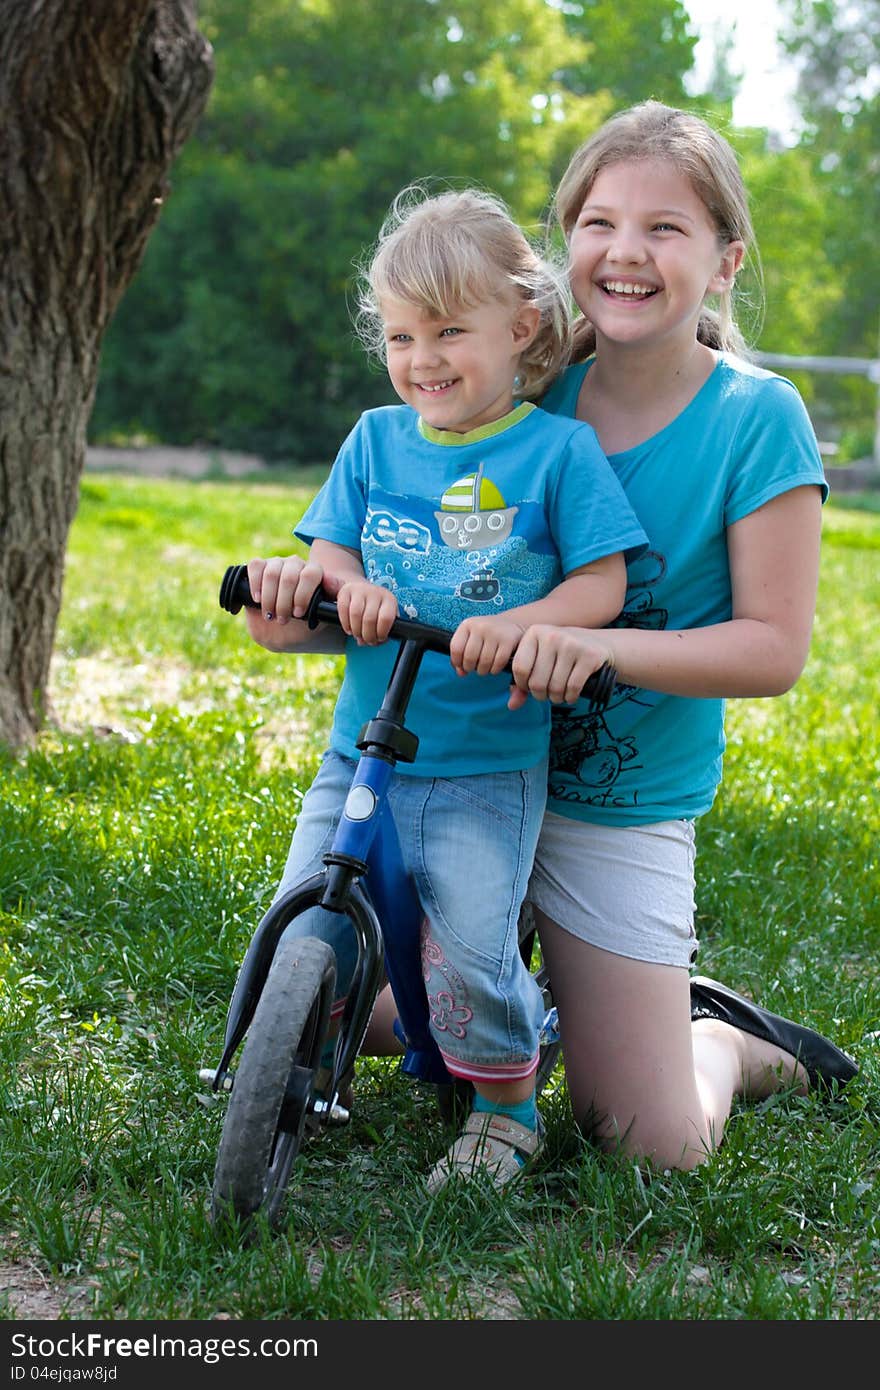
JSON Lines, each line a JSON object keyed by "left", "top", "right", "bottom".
{"left": 535, "top": 909, "right": 807, "bottom": 1172}
{"left": 361, "top": 981, "right": 405, "bottom": 1056}
{"left": 394, "top": 765, "right": 547, "bottom": 1087}
{"left": 361, "top": 987, "right": 535, "bottom": 1104}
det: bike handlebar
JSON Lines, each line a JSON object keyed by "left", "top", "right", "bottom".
{"left": 219, "top": 563, "right": 617, "bottom": 709}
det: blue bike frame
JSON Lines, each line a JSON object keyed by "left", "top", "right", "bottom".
{"left": 212, "top": 567, "right": 616, "bottom": 1104}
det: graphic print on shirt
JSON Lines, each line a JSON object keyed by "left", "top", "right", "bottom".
{"left": 436, "top": 463, "right": 517, "bottom": 605}
{"left": 360, "top": 471, "right": 559, "bottom": 629}
{"left": 548, "top": 551, "right": 668, "bottom": 810}
{"left": 455, "top": 568, "right": 500, "bottom": 602}
{"left": 433, "top": 461, "right": 518, "bottom": 552}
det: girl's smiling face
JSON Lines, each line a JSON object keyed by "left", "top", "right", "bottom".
{"left": 567, "top": 158, "right": 743, "bottom": 352}
{"left": 380, "top": 294, "right": 540, "bottom": 435}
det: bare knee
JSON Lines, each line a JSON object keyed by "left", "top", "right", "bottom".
{"left": 570, "top": 1091, "right": 715, "bottom": 1173}
{"left": 535, "top": 925, "right": 718, "bottom": 1171}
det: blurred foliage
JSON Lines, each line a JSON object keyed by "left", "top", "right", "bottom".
{"left": 89, "top": 0, "right": 879, "bottom": 463}
{"left": 774, "top": 0, "right": 880, "bottom": 455}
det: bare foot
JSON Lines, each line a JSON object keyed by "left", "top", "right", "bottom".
{"left": 738, "top": 1029, "right": 809, "bottom": 1098}
{"left": 694, "top": 1017, "right": 809, "bottom": 1099}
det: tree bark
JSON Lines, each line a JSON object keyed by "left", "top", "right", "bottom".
{"left": 0, "top": 1, "right": 213, "bottom": 747}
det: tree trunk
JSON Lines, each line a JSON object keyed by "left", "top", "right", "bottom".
{"left": 0, "top": 1, "right": 213, "bottom": 747}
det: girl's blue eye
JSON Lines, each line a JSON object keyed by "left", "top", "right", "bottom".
{"left": 440, "top": 326, "right": 463, "bottom": 337}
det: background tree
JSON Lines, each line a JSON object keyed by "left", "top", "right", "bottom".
{"left": 779, "top": 0, "right": 880, "bottom": 458}
{"left": 0, "top": 1, "right": 213, "bottom": 747}
{"left": 557, "top": 0, "right": 696, "bottom": 109}
{"left": 92, "top": 0, "right": 698, "bottom": 462}
{"left": 736, "top": 134, "right": 842, "bottom": 400}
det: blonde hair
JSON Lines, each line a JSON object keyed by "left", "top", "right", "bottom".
{"left": 355, "top": 184, "right": 572, "bottom": 399}
{"left": 554, "top": 101, "right": 764, "bottom": 360}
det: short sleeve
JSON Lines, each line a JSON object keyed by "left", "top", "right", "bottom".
{"left": 549, "top": 424, "right": 649, "bottom": 570}
{"left": 294, "top": 419, "right": 369, "bottom": 549}
{"left": 724, "top": 377, "right": 828, "bottom": 527}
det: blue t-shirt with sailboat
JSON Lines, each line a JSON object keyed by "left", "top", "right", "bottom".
{"left": 295, "top": 401, "right": 648, "bottom": 777}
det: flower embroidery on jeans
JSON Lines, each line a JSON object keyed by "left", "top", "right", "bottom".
{"left": 421, "top": 922, "right": 473, "bottom": 1039}
{"left": 421, "top": 931, "right": 444, "bottom": 975}
{"left": 428, "top": 989, "right": 473, "bottom": 1039}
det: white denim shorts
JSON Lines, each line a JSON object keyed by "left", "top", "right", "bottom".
{"left": 528, "top": 811, "right": 699, "bottom": 968}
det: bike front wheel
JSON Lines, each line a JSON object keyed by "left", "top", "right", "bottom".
{"left": 211, "top": 932, "right": 336, "bottom": 1232}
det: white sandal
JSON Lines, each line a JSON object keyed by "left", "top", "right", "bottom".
{"left": 426, "top": 1111, "right": 544, "bottom": 1194}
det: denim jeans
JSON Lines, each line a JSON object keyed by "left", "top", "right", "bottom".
{"left": 273, "top": 749, "right": 548, "bottom": 1081}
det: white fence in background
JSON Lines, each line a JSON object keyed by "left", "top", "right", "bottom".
{"left": 754, "top": 352, "right": 880, "bottom": 474}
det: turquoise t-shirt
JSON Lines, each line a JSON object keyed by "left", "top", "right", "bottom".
{"left": 540, "top": 354, "right": 828, "bottom": 825}
{"left": 296, "top": 401, "right": 648, "bottom": 777}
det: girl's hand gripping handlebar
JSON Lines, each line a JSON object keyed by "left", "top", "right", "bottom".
{"left": 219, "top": 563, "right": 618, "bottom": 710}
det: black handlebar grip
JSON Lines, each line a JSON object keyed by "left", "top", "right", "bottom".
{"left": 219, "top": 563, "right": 258, "bottom": 614}
{"left": 219, "top": 564, "right": 618, "bottom": 709}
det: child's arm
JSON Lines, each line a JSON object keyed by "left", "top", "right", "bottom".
{"left": 449, "top": 552, "right": 626, "bottom": 690}
{"left": 509, "top": 485, "right": 823, "bottom": 709}
{"left": 310, "top": 539, "right": 399, "bottom": 644}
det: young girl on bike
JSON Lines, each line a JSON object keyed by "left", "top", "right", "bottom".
{"left": 243, "top": 185, "right": 647, "bottom": 1190}
{"left": 501, "top": 100, "right": 858, "bottom": 1171}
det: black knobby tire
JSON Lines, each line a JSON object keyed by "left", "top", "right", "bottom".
{"left": 211, "top": 933, "right": 336, "bottom": 1231}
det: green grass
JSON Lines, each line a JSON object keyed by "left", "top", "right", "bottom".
{"left": 0, "top": 472, "right": 878, "bottom": 1320}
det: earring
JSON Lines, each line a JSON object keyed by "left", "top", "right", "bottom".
{"left": 513, "top": 373, "right": 522, "bottom": 390}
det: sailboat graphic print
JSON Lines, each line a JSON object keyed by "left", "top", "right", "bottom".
{"left": 433, "top": 461, "right": 518, "bottom": 551}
